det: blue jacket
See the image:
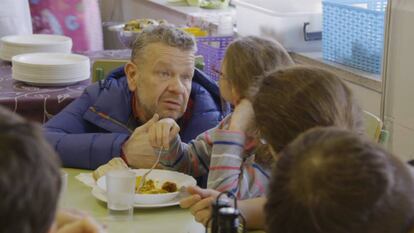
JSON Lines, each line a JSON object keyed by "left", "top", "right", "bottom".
{"left": 43, "top": 66, "right": 228, "bottom": 169}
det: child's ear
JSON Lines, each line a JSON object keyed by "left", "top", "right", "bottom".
{"left": 231, "top": 87, "right": 241, "bottom": 105}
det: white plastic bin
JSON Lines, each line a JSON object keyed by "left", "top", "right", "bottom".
{"left": 234, "top": 0, "right": 323, "bottom": 52}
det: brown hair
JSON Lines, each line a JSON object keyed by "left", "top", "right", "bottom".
{"left": 223, "top": 36, "right": 294, "bottom": 101}
{"left": 0, "top": 107, "right": 61, "bottom": 233}
{"left": 254, "top": 66, "right": 364, "bottom": 153}
{"left": 265, "top": 127, "right": 414, "bottom": 233}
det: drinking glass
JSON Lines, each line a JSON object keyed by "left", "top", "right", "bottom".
{"left": 106, "top": 169, "right": 136, "bottom": 220}
{"left": 58, "top": 170, "right": 68, "bottom": 208}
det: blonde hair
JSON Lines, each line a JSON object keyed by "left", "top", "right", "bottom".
{"left": 223, "top": 36, "right": 294, "bottom": 100}
{"left": 254, "top": 66, "right": 364, "bottom": 153}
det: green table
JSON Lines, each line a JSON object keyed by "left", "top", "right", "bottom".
{"left": 62, "top": 168, "right": 264, "bottom": 233}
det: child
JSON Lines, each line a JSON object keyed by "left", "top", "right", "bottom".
{"left": 180, "top": 66, "right": 365, "bottom": 228}
{"left": 266, "top": 127, "right": 414, "bottom": 233}
{"left": 0, "top": 106, "right": 104, "bottom": 233}
{"left": 148, "top": 36, "right": 294, "bottom": 199}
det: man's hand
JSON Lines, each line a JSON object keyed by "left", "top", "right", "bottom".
{"left": 148, "top": 118, "right": 180, "bottom": 149}
{"left": 228, "top": 99, "right": 255, "bottom": 133}
{"left": 124, "top": 114, "right": 160, "bottom": 149}
{"left": 122, "top": 114, "right": 164, "bottom": 168}
{"left": 179, "top": 186, "right": 222, "bottom": 226}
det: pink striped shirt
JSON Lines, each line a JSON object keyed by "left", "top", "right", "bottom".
{"left": 157, "top": 115, "right": 271, "bottom": 199}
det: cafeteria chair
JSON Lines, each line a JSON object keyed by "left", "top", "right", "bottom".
{"left": 92, "top": 59, "right": 128, "bottom": 82}
{"left": 363, "top": 110, "right": 389, "bottom": 145}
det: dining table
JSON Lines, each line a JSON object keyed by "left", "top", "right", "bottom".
{"left": 0, "top": 49, "right": 131, "bottom": 123}
{"left": 62, "top": 168, "right": 265, "bottom": 233}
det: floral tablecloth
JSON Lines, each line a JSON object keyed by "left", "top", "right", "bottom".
{"left": 0, "top": 49, "right": 130, "bottom": 123}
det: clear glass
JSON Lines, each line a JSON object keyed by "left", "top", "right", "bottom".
{"left": 106, "top": 169, "right": 136, "bottom": 220}
{"left": 58, "top": 170, "right": 68, "bottom": 208}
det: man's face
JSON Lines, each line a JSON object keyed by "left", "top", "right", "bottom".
{"left": 126, "top": 42, "right": 195, "bottom": 121}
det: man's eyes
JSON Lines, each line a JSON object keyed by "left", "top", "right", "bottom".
{"left": 181, "top": 74, "right": 192, "bottom": 80}
{"left": 158, "top": 71, "right": 171, "bottom": 79}
{"left": 156, "top": 70, "right": 192, "bottom": 81}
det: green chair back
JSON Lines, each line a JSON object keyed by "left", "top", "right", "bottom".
{"left": 92, "top": 59, "right": 129, "bottom": 82}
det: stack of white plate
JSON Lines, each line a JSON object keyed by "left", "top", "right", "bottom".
{"left": 0, "top": 34, "right": 72, "bottom": 61}
{"left": 12, "top": 53, "right": 90, "bottom": 86}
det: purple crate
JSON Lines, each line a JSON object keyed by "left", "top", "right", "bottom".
{"left": 196, "top": 36, "right": 233, "bottom": 81}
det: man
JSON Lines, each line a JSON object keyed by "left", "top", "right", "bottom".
{"left": 43, "top": 25, "right": 226, "bottom": 169}
{"left": 0, "top": 106, "right": 105, "bottom": 233}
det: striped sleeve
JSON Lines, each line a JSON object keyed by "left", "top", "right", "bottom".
{"left": 207, "top": 129, "right": 270, "bottom": 199}
{"left": 156, "top": 128, "right": 215, "bottom": 178}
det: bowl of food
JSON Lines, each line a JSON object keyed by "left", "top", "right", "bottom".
{"left": 109, "top": 19, "right": 168, "bottom": 48}
{"left": 97, "top": 169, "right": 196, "bottom": 204}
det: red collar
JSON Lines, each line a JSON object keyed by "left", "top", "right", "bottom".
{"left": 182, "top": 99, "right": 194, "bottom": 123}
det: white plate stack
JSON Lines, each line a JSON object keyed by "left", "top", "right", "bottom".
{"left": 12, "top": 53, "right": 90, "bottom": 86}
{"left": 0, "top": 34, "right": 72, "bottom": 61}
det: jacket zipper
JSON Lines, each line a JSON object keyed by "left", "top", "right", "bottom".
{"left": 89, "top": 106, "right": 133, "bottom": 133}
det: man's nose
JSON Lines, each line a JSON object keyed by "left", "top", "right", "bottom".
{"left": 167, "top": 76, "right": 185, "bottom": 93}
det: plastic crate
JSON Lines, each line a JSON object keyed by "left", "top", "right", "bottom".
{"left": 196, "top": 36, "right": 233, "bottom": 81}
{"left": 234, "top": 0, "right": 323, "bottom": 53}
{"left": 322, "top": 0, "right": 387, "bottom": 74}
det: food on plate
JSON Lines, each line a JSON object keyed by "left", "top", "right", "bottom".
{"left": 92, "top": 158, "right": 128, "bottom": 180}
{"left": 162, "top": 181, "right": 178, "bottom": 192}
{"left": 123, "top": 19, "right": 168, "bottom": 32}
{"left": 135, "top": 176, "right": 178, "bottom": 194}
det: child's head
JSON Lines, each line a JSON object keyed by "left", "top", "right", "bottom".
{"left": 254, "top": 65, "right": 364, "bottom": 154}
{"left": 265, "top": 127, "right": 414, "bottom": 233}
{"left": 219, "top": 36, "right": 294, "bottom": 104}
{"left": 0, "top": 107, "right": 61, "bottom": 233}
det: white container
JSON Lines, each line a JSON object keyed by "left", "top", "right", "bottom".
{"left": 0, "top": 34, "right": 72, "bottom": 61}
{"left": 217, "top": 15, "right": 234, "bottom": 36}
{"left": 234, "top": 0, "right": 323, "bottom": 52}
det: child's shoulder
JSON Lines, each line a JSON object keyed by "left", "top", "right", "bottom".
{"left": 218, "top": 114, "right": 233, "bottom": 129}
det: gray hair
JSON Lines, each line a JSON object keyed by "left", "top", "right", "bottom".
{"left": 131, "top": 24, "right": 197, "bottom": 62}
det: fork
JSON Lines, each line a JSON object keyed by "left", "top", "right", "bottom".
{"left": 137, "top": 147, "right": 163, "bottom": 192}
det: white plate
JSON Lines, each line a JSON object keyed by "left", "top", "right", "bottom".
{"left": 91, "top": 186, "right": 188, "bottom": 208}
{"left": 0, "top": 35, "right": 72, "bottom": 61}
{"left": 13, "top": 75, "right": 88, "bottom": 83}
{"left": 13, "top": 73, "right": 89, "bottom": 86}
{"left": 13, "top": 79, "right": 85, "bottom": 87}
{"left": 0, "top": 47, "right": 72, "bottom": 61}
{"left": 11, "top": 53, "right": 90, "bottom": 84}
{"left": 12, "top": 71, "right": 89, "bottom": 81}
{"left": 13, "top": 80, "right": 81, "bottom": 87}
{"left": 0, "top": 51, "right": 12, "bottom": 61}
{"left": 12, "top": 53, "right": 89, "bottom": 66}
{"left": 1, "top": 34, "right": 72, "bottom": 47}
{"left": 97, "top": 169, "right": 196, "bottom": 205}
{"left": 12, "top": 65, "right": 90, "bottom": 77}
